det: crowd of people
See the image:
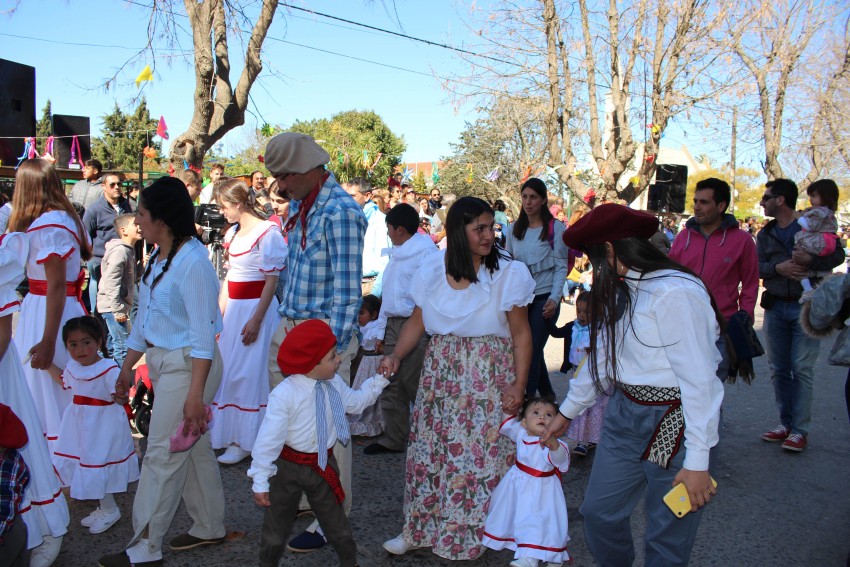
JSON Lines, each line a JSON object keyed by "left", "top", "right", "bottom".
{"left": 0, "top": 133, "right": 847, "bottom": 567}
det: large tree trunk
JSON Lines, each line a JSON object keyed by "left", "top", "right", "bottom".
{"left": 169, "top": 0, "right": 278, "bottom": 169}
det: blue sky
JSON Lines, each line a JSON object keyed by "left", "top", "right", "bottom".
{"left": 1, "top": 0, "right": 483, "bottom": 163}
{"left": 1, "top": 0, "right": 763, "bottom": 172}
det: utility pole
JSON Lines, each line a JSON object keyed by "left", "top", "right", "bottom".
{"left": 730, "top": 108, "right": 737, "bottom": 213}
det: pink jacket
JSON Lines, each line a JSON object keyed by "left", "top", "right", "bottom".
{"left": 669, "top": 214, "right": 759, "bottom": 320}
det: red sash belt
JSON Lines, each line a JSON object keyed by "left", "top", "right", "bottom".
{"left": 29, "top": 270, "right": 86, "bottom": 305}
{"left": 280, "top": 445, "right": 345, "bottom": 504}
{"left": 516, "top": 460, "right": 561, "bottom": 480}
{"left": 228, "top": 280, "right": 265, "bottom": 300}
{"left": 73, "top": 395, "right": 113, "bottom": 406}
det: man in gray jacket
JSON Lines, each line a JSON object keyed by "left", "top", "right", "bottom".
{"left": 70, "top": 159, "right": 104, "bottom": 215}
{"left": 757, "top": 178, "right": 845, "bottom": 452}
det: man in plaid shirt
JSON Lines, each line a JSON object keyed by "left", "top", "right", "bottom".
{"left": 264, "top": 132, "right": 367, "bottom": 554}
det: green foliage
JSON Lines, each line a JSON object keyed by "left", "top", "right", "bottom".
{"left": 413, "top": 171, "right": 427, "bottom": 193}
{"left": 685, "top": 167, "right": 764, "bottom": 218}
{"left": 92, "top": 99, "right": 161, "bottom": 172}
{"left": 288, "top": 110, "right": 406, "bottom": 184}
{"left": 36, "top": 100, "right": 52, "bottom": 141}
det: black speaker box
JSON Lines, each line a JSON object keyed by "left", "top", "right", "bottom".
{"left": 53, "top": 115, "right": 91, "bottom": 169}
{"left": 0, "top": 59, "right": 36, "bottom": 167}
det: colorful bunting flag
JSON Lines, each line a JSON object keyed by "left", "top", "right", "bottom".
{"left": 135, "top": 65, "right": 154, "bottom": 87}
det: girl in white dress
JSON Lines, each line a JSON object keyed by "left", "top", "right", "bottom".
{"left": 48, "top": 316, "right": 140, "bottom": 535}
{"left": 482, "top": 398, "right": 570, "bottom": 567}
{"left": 211, "top": 179, "right": 287, "bottom": 465}
{"left": 9, "top": 159, "right": 91, "bottom": 453}
{"left": 348, "top": 294, "right": 384, "bottom": 437}
{"left": 0, "top": 231, "right": 70, "bottom": 567}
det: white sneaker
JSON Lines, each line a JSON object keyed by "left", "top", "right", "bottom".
{"left": 382, "top": 534, "right": 422, "bottom": 555}
{"left": 29, "top": 535, "right": 63, "bottom": 567}
{"left": 88, "top": 507, "right": 121, "bottom": 534}
{"left": 217, "top": 445, "right": 251, "bottom": 465}
{"left": 510, "top": 559, "right": 539, "bottom": 567}
{"left": 81, "top": 507, "right": 105, "bottom": 527}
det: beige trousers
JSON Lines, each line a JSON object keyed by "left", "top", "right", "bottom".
{"left": 267, "top": 318, "right": 358, "bottom": 518}
{"left": 129, "top": 346, "right": 225, "bottom": 554}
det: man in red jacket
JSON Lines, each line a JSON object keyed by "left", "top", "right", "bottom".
{"left": 670, "top": 177, "right": 759, "bottom": 321}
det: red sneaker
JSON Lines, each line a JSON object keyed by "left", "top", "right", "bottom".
{"left": 761, "top": 425, "right": 790, "bottom": 442}
{"left": 781, "top": 433, "right": 807, "bottom": 452}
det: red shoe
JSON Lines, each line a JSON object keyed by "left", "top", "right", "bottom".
{"left": 781, "top": 433, "right": 807, "bottom": 452}
{"left": 761, "top": 425, "right": 790, "bottom": 442}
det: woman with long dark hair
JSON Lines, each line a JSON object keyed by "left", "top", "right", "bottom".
{"left": 210, "top": 179, "right": 287, "bottom": 465}
{"left": 541, "top": 204, "right": 724, "bottom": 567}
{"left": 505, "top": 178, "right": 568, "bottom": 399}
{"left": 10, "top": 159, "right": 92, "bottom": 453}
{"left": 99, "top": 177, "right": 225, "bottom": 567}
{"left": 379, "top": 196, "right": 534, "bottom": 560}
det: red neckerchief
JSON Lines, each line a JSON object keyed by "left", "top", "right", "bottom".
{"left": 284, "top": 172, "right": 330, "bottom": 250}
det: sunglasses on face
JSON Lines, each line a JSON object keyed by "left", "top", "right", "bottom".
{"left": 760, "top": 194, "right": 780, "bottom": 202}
{"left": 107, "top": 182, "right": 121, "bottom": 187}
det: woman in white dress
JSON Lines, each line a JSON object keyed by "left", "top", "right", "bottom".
{"left": 9, "top": 159, "right": 91, "bottom": 451}
{"left": 211, "top": 179, "right": 287, "bottom": 465}
{"left": 0, "top": 231, "right": 70, "bottom": 567}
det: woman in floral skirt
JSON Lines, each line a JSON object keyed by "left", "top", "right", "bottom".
{"left": 379, "top": 197, "right": 535, "bottom": 560}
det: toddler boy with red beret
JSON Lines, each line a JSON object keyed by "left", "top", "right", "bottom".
{"left": 0, "top": 403, "right": 31, "bottom": 567}
{"left": 248, "top": 319, "right": 390, "bottom": 567}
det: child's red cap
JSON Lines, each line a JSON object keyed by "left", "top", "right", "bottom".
{"left": 277, "top": 319, "right": 337, "bottom": 376}
{"left": 0, "top": 403, "right": 28, "bottom": 449}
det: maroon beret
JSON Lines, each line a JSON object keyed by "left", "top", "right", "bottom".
{"left": 562, "top": 203, "right": 658, "bottom": 249}
{"left": 387, "top": 177, "right": 401, "bottom": 188}
{"left": 0, "top": 403, "right": 28, "bottom": 449}
{"left": 277, "top": 319, "right": 337, "bottom": 376}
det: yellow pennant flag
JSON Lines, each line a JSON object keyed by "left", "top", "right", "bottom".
{"left": 135, "top": 65, "right": 153, "bottom": 87}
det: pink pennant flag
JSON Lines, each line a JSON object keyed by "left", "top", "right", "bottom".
{"left": 157, "top": 116, "right": 169, "bottom": 140}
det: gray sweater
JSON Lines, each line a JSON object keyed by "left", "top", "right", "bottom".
{"left": 802, "top": 273, "right": 850, "bottom": 366}
{"left": 96, "top": 239, "right": 135, "bottom": 315}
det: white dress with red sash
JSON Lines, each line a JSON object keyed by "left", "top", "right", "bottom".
{"left": 482, "top": 417, "right": 571, "bottom": 564}
{"left": 51, "top": 357, "right": 140, "bottom": 500}
{"left": 210, "top": 220, "right": 287, "bottom": 451}
{"left": 15, "top": 211, "right": 88, "bottom": 452}
{"left": 0, "top": 232, "right": 70, "bottom": 548}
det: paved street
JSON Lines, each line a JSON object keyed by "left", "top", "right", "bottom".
{"left": 54, "top": 302, "right": 850, "bottom": 566}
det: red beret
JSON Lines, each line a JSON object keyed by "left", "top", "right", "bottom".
{"left": 562, "top": 203, "right": 658, "bottom": 249}
{"left": 0, "top": 403, "right": 28, "bottom": 449}
{"left": 277, "top": 320, "right": 338, "bottom": 376}
{"left": 387, "top": 177, "right": 401, "bottom": 188}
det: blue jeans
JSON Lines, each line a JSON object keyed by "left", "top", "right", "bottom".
{"left": 87, "top": 258, "right": 102, "bottom": 313}
{"left": 102, "top": 312, "right": 130, "bottom": 368}
{"left": 581, "top": 390, "right": 709, "bottom": 567}
{"left": 526, "top": 294, "right": 558, "bottom": 399}
{"left": 763, "top": 299, "right": 820, "bottom": 436}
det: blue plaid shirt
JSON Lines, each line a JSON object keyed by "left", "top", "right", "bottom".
{"left": 280, "top": 173, "right": 366, "bottom": 350}
{"left": 0, "top": 449, "right": 29, "bottom": 536}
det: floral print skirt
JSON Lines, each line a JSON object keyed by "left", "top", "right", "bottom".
{"left": 402, "top": 334, "right": 516, "bottom": 560}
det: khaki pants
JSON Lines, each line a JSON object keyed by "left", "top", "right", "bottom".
{"left": 129, "top": 346, "right": 225, "bottom": 554}
{"left": 267, "top": 318, "right": 359, "bottom": 517}
{"left": 380, "top": 316, "right": 429, "bottom": 451}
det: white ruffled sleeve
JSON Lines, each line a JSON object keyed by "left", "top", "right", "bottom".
{"left": 497, "top": 260, "right": 536, "bottom": 312}
{"left": 31, "top": 224, "right": 78, "bottom": 265}
{"left": 259, "top": 226, "right": 288, "bottom": 274}
{"left": 0, "top": 232, "right": 26, "bottom": 316}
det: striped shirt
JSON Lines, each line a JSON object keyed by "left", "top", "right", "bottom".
{"left": 127, "top": 238, "right": 223, "bottom": 360}
{"left": 280, "top": 173, "right": 366, "bottom": 351}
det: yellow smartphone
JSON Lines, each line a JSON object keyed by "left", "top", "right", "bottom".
{"left": 663, "top": 477, "right": 717, "bottom": 518}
